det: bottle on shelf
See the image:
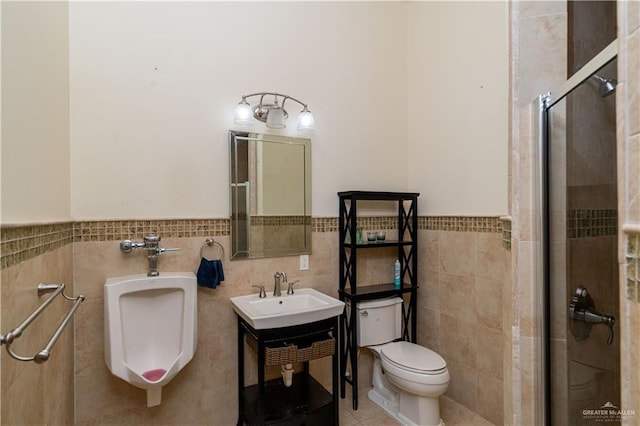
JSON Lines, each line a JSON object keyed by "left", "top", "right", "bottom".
{"left": 394, "top": 259, "right": 401, "bottom": 288}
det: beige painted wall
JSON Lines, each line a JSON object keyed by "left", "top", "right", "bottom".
{"left": 1, "top": 3, "right": 74, "bottom": 422}
{"left": 407, "top": 1, "right": 509, "bottom": 216}
{"left": 68, "top": 1, "right": 509, "bottom": 220}
{"left": 1, "top": 1, "right": 70, "bottom": 224}
{"left": 68, "top": 2, "right": 409, "bottom": 220}
{"left": 1, "top": 2, "right": 510, "bottom": 220}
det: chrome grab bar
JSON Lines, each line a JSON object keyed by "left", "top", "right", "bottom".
{"left": 0, "top": 283, "right": 85, "bottom": 363}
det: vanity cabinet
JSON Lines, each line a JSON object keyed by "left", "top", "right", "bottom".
{"left": 236, "top": 316, "right": 339, "bottom": 426}
{"left": 337, "top": 190, "right": 419, "bottom": 410}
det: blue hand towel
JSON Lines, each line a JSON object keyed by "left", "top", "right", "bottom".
{"left": 215, "top": 259, "right": 225, "bottom": 282}
{"left": 197, "top": 258, "right": 224, "bottom": 289}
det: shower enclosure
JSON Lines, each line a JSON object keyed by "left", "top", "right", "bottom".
{"left": 538, "top": 52, "right": 620, "bottom": 425}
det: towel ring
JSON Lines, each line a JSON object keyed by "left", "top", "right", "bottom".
{"left": 200, "top": 237, "right": 225, "bottom": 260}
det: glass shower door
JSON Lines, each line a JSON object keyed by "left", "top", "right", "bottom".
{"left": 546, "top": 59, "right": 620, "bottom": 425}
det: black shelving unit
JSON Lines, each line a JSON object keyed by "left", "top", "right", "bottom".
{"left": 337, "top": 190, "right": 419, "bottom": 410}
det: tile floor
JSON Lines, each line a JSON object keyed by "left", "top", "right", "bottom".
{"left": 339, "top": 388, "right": 495, "bottom": 426}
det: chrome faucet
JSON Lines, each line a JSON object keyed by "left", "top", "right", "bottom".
{"left": 273, "top": 272, "right": 287, "bottom": 297}
{"left": 287, "top": 280, "right": 300, "bottom": 295}
{"left": 252, "top": 284, "right": 267, "bottom": 298}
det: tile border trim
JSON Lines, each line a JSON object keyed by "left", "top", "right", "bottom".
{"left": 501, "top": 216, "right": 512, "bottom": 251}
{"left": 626, "top": 233, "right": 639, "bottom": 302}
{"left": 1, "top": 216, "right": 505, "bottom": 269}
{"left": 74, "top": 219, "right": 230, "bottom": 242}
{"left": 1, "top": 222, "right": 74, "bottom": 269}
{"left": 567, "top": 209, "right": 618, "bottom": 238}
{"left": 624, "top": 224, "right": 640, "bottom": 302}
{"left": 420, "top": 216, "right": 503, "bottom": 233}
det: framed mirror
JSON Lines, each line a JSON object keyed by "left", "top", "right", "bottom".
{"left": 229, "top": 130, "right": 311, "bottom": 260}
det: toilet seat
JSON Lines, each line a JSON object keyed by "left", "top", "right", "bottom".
{"left": 379, "top": 341, "right": 450, "bottom": 398}
{"left": 381, "top": 341, "right": 447, "bottom": 375}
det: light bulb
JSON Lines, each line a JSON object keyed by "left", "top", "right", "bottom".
{"left": 297, "top": 109, "right": 315, "bottom": 131}
{"left": 266, "top": 107, "right": 286, "bottom": 129}
{"left": 233, "top": 100, "right": 254, "bottom": 125}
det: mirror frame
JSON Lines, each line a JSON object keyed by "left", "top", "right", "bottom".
{"left": 229, "top": 130, "right": 311, "bottom": 260}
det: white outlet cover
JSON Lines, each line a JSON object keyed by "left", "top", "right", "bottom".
{"left": 300, "top": 254, "right": 309, "bottom": 270}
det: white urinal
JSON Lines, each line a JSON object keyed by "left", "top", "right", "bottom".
{"left": 104, "top": 272, "right": 197, "bottom": 407}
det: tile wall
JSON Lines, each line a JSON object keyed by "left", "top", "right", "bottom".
{"left": 0, "top": 240, "right": 74, "bottom": 425}
{"left": 618, "top": 0, "right": 640, "bottom": 423}
{"left": 509, "top": 1, "right": 568, "bottom": 424}
{"left": 564, "top": 5, "right": 620, "bottom": 422}
{"left": 567, "top": 209, "right": 619, "bottom": 238}
{"left": 508, "top": 2, "right": 640, "bottom": 425}
{"left": 417, "top": 221, "right": 508, "bottom": 426}
{"left": 0, "top": 215, "right": 508, "bottom": 425}
{"left": 626, "top": 234, "right": 640, "bottom": 302}
{"left": 1, "top": 222, "right": 74, "bottom": 268}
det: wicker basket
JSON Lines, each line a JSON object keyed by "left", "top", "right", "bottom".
{"left": 246, "top": 334, "right": 335, "bottom": 366}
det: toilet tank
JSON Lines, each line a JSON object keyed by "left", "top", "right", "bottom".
{"left": 352, "top": 297, "right": 403, "bottom": 346}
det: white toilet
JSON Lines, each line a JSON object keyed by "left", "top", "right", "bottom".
{"left": 104, "top": 272, "right": 197, "bottom": 407}
{"left": 354, "top": 297, "right": 449, "bottom": 426}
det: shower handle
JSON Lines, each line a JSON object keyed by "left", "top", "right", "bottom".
{"left": 571, "top": 304, "right": 615, "bottom": 327}
{"left": 568, "top": 286, "right": 615, "bottom": 327}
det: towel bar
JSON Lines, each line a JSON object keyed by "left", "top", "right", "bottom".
{"left": 200, "top": 237, "right": 225, "bottom": 260}
{"left": 0, "top": 283, "right": 85, "bottom": 363}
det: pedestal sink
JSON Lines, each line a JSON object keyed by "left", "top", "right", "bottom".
{"left": 230, "top": 288, "right": 344, "bottom": 330}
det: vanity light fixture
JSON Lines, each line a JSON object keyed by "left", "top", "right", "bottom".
{"left": 233, "top": 92, "right": 315, "bottom": 131}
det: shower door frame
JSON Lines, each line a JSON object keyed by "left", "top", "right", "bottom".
{"left": 535, "top": 39, "right": 618, "bottom": 426}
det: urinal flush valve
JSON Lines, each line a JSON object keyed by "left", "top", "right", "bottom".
{"left": 120, "top": 234, "right": 180, "bottom": 277}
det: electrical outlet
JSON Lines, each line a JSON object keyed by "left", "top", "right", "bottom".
{"left": 299, "top": 254, "right": 309, "bottom": 271}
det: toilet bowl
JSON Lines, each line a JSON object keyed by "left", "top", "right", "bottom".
{"left": 104, "top": 272, "right": 197, "bottom": 407}
{"left": 353, "top": 298, "right": 449, "bottom": 426}
{"left": 381, "top": 341, "right": 449, "bottom": 396}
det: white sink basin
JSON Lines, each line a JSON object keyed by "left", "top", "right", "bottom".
{"left": 230, "top": 288, "right": 345, "bottom": 330}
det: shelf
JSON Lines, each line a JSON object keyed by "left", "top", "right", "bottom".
{"left": 338, "top": 190, "right": 419, "bottom": 411}
{"left": 338, "top": 283, "right": 418, "bottom": 300}
{"left": 241, "top": 375, "right": 333, "bottom": 426}
{"left": 246, "top": 333, "right": 335, "bottom": 366}
{"left": 343, "top": 240, "right": 413, "bottom": 248}
{"left": 337, "top": 190, "right": 420, "bottom": 200}
{"left": 237, "top": 316, "right": 339, "bottom": 425}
